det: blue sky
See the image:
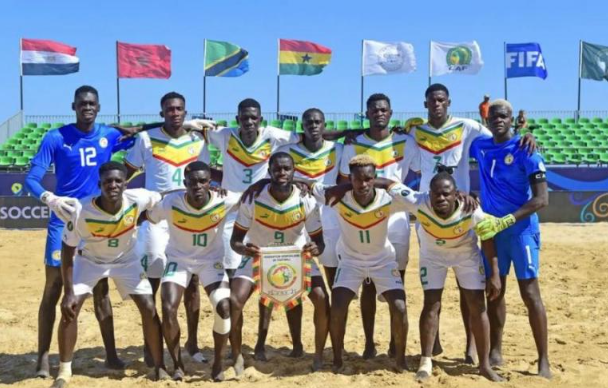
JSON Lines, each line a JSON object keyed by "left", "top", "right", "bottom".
{"left": 1, "top": 0, "right": 607, "bottom": 120}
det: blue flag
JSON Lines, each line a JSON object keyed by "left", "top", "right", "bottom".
{"left": 505, "top": 43, "right": 547, "bottom": 79}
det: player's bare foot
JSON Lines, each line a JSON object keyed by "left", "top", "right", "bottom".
{"left": 143, "top": 347, "right": 154, "bottom": 368}
{"left": 233, "top": 354, "right": 245, "bottom": 377}
{"left": 415, "top": 370, "right": 431, "bottom": 382}
{"left": 155, "top": 367, "right": 171, "bottom": 381}
{"left": 104, "top": 357, "right": 126, "bottom": 370}
{"left": 538, "top": 358, "right": 552, "bottom": 379}
{"left": 50, "top": 378, "right": 69, "bottom": 388}
{"left": 432, "top": 339, "right": 443, "bottom": 356}
{"left": 253, "top": 346, "right": 267, "bottom": 361}
{"left": 464, "top": 353, "right": 477, "bottom": 365}
{"left": 393, "top": 358, "right": 407, "bottom": 373}
{"left": 211, "top": 362, "right": 224, "bottom": 382}
{"left": 311, "top": 355, "right": 323, "bottom": 372}
{"left": 480, "top": 365, "right": 503, "bottom": 382}
{"left": 212, "top": 371, "right": 225, "bottom": 382}
{"left": 172, "top": 367, "right": 185, "bottom": 381}
{"left": 489, "top": 349, "right": 503, "bottom": 366}
{"left": 288, "top": 344, "right": 304, "bottom": 358}
{"left": 362, "top": 344, "right": 377, "bottom": 359}
{"left": 36, "top": 353, "right": 51, "bottom": 378}
{"left": 186, "top": 341, "right": 207, "bottom": 363}
{"left": 332, "top": 361, "right": 344, "bottom": 374}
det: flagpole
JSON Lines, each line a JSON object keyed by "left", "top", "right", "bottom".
{"left": 19, "top": 38, "right": 24, "bottom": 112}
{"left": 428, "top": 41, "right": 432, "bottom": 87}
{"left": 360, "top": 40, "right": 364, "bottom": 118}
{"left": 116, "top": 41, "right": 121, "bottom": 123}
{"left": 504, "top": 42, "right": 508, "bottom": 100}
{"left": 277, "top": 39, "right": 281, "bottom": 117}
{"left": 203, "top": 39, "right": 207, "bottom": 115}
{"left": 577, "top": 40, "right": 582, "bottom": 120}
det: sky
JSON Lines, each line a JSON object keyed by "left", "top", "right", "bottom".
{"left": 1, "top": 0, "right": 608, "bottom": 121}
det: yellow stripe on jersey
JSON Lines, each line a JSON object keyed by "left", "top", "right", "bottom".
{"left": 150, "top": 137, "right": 204, "bottom": 167}
{"left": 354, "top": 135, "right": 406, "bottom": 169}
{"left": 416, "top": 209, "right": 472, "bottom": 240}
{"left": 336, "top": 200, "right": 391, "bottom": 230}
{"left": 171, "top": 201, "right": 226, "bottom": 233}
{"left": 289, "top": 145, "right": 336, "bottom": 178}
{"left": 254, "top": 200, "right": 306, "bottom": 231}
{"left": 85, "top": 203, "right": 138, "bottom": 238}
{"left": 226, "top": 133, "right": 272, "bottom": 167}
{"left": 414, "top": 122, "right": 464, "bottom": 155}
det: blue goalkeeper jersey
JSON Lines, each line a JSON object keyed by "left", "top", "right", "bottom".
{"left": 470, "top": 134, "right": 546, "bottom": 236}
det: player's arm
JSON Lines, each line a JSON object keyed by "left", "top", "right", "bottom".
{"left": 304, "top": 232, "right": 325, "bottom": 257}
{"left": 230, "top": 225, "right": 260, "bottom": 257}
{"left": 59, "top": 242, "right": 79, "bottom": 322}
{"left": 481, "top": 239, "right": 501, "bottom": 301}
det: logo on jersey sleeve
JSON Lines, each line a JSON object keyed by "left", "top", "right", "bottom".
{"left": 227, "top": 134, "right": 271, "bottom": 167}
{"left": 415, "top": 123, "right": 464, "bottom": 155}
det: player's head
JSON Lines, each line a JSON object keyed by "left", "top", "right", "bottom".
{"left": 488, "top": 99, "right": 513, "bottom": 139}
{"left": 424, "top": 83, "right": 451, "bottom": 122}
{"left": 518, "top": 109, "right": 526, "bottom": 116}
{"left": 72, "top": 85, "right": 100, "bottom": 125}
{"left": 184, "top": 161, "right": 211, "bottom": 202}
{"left": 366, "top": 93, "right": 392, "bottom": 129}
{"left": 160, "top": 92, "right": 187, "bottom": 131}
{"left": 302, "top": 108, "right": 325, "bottom": 143}
{"left": 429, "top": 170, "right": 457, "bottom": 217}
{"left": 98, "top": 162, "right": 128, "bottom": 202}
{"left": 268, "top": 152, "right": 294, "bottom": 188}
{"left": 349, "top": 155, "right": 376, "bottom": 199}
{"left": 483, "top": 94, "right": 490, "bottom": 102}
{"left": 236, "top": 98, "right": 263, "bottom": 138}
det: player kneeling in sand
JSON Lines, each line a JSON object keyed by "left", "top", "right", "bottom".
{"left": 312, "top": 154, "right": 408, "bottom": 373}
{"left": 229, "top": 152, "right": 329, "bottom": 375}
{"left": 375, "top": 169, "right": 503, "bottom": 382}
{"left": 142, "top": 161, "right": 235, "bottom": 381}
{"left": 52, "top": 162, "right": 167, "bottom": 388}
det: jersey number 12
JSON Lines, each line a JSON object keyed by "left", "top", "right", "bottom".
{"left": 79, "top": 147, "right": 97, "bottom": 167}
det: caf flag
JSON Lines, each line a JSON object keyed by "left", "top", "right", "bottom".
{"left": 581, "top": 41, "right": 608, "bottom": 81}
{"left": 430, "top": 41, "right": 484, "bottom": 76}
{"left": 117, "top": 42, "right": 171, "bottom": 79}
{"left": 506, "top": 43, "right": 547, "bottom": 79}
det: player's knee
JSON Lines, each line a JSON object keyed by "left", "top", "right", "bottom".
{"left": 216, "top": 299, "right": 231, "bottom": 319}
{"left": 210, "top": 288, "right": 231, "bottom": 335}
{"left": 423, "top": 299, "right": 441, "bottom": 315}
{"left": 229, "top": 293, "right": 245, "bottom": 312}
{"left": 138, "top": 298, "right": 158, "bottom": 320}
{"left": 521, "top": 288, "right": 544, "bottom": 311}
{"left": 391, "top": 298, "right": 407, "bottom": 317}
{"left": 161, "top": 299, "right": 179, "bottom": 319}
{"left": 309, "top": 286, "right": 328, "bottom": 305}
{"left": 467, "top": 297, "right": 487, "bottom": 316}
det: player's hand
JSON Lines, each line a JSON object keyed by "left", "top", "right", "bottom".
{"left": 42, "top": 192, "right": 78, "bottom": 222}
{"left": 240, "top": 179, "right": 271, "bottom": 204}
{"left": 343, "top": 131, "right": 359, "bottom": 145}
{"left": 486, "top": 274, "right": 502, "bottom": 301}
{"left": 294, "top": 181, "right": 312, "bottom": 198}
{"left": 242, "top": 243, "right": 261, "bottom": 257}
{"left": 60, "top": 292, "right": 79, "bottom": 323}
{"left": 303, "top": 242, "right": 321, "bottom": 257}
{"left": 393, "top": 117, "right": 425, "bottom": 134}
{"left": 474, "top": 214, "right": 516, "bottom": 241}
{"left": 324, "top": 184, "right": 351, "bottom": 206}
{"left": 519, "top": 132, "right": 537, "bottom": 154}
{"left": 210, "top": 185, "right": 227, "bottom": 198}
{"left": 457, "top": 191, "right": 479, "bottom": 213}
{"left": 183, "top": 119, "right": 217, "bottom": 133}
{"left": 112, "top": 125, "right": 140, "bottom": 142}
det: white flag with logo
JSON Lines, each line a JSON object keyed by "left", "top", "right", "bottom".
{"left": 362, "top": 40, "right": 416, "bottom": 76}
{"left": 430, "top": 41, "right": 484, "bottom": 76}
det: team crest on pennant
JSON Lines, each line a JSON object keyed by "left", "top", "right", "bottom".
{"left": 253, "top": 245, "right": 312, "bottom": 311}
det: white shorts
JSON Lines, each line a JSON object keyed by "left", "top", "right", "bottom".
{"left": 318, "top": 229, "right": 340, "bottom": 268}
{"left": 333, "top": 259, "right": 404, "bottom": 296}
{"left": 234, "top": 255, "right": 322, "bottom": 283}
{"left": 222, "top": 211, "right": 243, "bottom": 270}
{"left": 73, "top": 255, "right": 152, "bottom": 300}
{"left": 388, "top": 211, "right": 410, "bottom": 271}
{"left": 138, "top": 220, "right": 169, "bottom": 278}
{"left": 419, "top": 250, "right": 486, "bottom": 291}
{"left": 161, "top": 256, "right": 229, "bottom": 289}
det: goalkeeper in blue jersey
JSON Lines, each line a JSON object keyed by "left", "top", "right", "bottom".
{"left": 470, "top": 99, "right": 551, "bottom": 379}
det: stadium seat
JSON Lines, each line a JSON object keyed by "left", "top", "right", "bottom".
{"left": 325, "top": 120, "right": 335, "bottom": 130}
{"left": 581, "top": 152, "right": 599, "bottom": 165}
{"left": 296, "top": 121, "right": 303, "bottom": 133}
{"left": 13, "top": 156, "right": 29, "bottom": 168}
{"left": 550, "top": 118, "right": 562, "bottom": 124}
{"left": 22, "top": 150, "right": 35, "bottom": 159}
{"left": 111, "top": 151, "right": 126, "bottom": 163}
{"left": 282, "top": 120, "right": 295, "bottom": 131}
{"left": 534, "top": 128, "right": 548, "bottom": 136}
{"left": 389, "top": 119, "right": 400, "bottom": 128}
{"left": 52, "top": 123, "right": 65, "bottom": 128}
{"left": 550, "top": 153, "right": 567, "bottom": 164}
{"left": 26, "top": 123, "right": 37, "bottom": 128}
{"left": 363, "top": 119, "right": 371, "bottom": 129}
{"left": 579, "top": 118, "right": 590, "bottom": 124}
{"left": 349, "top": 121, "right": 362, "bottom": 130}
{"left": 40, "top": 122, "right": 52, "bottom": 128}
{"left": 599, "top": 152, "right": 608, "bottom": 165}
{"left": 0, "top": 156, "right": 14, "bottom": 167}
{"left": 592, "top": 117, "right": 603, "bottom": 124}
{"left": 565, "top": 118, "right": 576, "bottom": 124}
{"left": 566, "top": 154, "right": 582, "bottom": 165}
{"left": 337, "top": 120, "right": 348, "bottom": 131}
{"left": 572, "top": 140, "right": 588, "bottom": 148}
{"left": 230, "top": 119, "right": 239, "bottom": 127}
{"left": 260, "top": 120, "right": 268, "bottom": 128}
{"left": 0, "top": 144, "right": 15, "bottom": 151}
{"left": 269, "top": 119, "right": 281, "bottom": 128}
{"left": 589, "top": 128, "right": 603, "bottom": 135}
{"left": 527, "top": 118, "right": 536, "bottom": 124}
{"left": 216, "top": 120, "right": 228, "bottom": 127}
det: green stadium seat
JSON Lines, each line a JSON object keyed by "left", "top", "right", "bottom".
{"left": 40, "top": 122, "right": 52, "bottom": 128}
{"left": 0, "top": 156, "right": 14, "bottom": 167}
{"left": 349, "top": 121, "right": 362, "bottom": 130}
{"left": 572, "top": 140, "right": 588, "bottom": 148}
{"left": 555, "top": 123, "right": 568, "bottom": 130}
{"left": 550, "top": 118, "right": 562, "bottom": 124}
{"left": 269, "top": 120, "right": 281, "bottom": 128}
{"left": 282, "top": 120, "right": 295, "bottom": 131}
{"left": 588, "top": 140, "right": 602, "bottom": 147}
{"left": 0, "top": 144, "right": 15, "bottom": 151}
{"left": 562, "top": 129, "right": 575, "bottom": 136}
{"left": 389, "top": 119, "right": 400, "bottom": 127}
{"left": 537, "top": 118, "right": 548, "bottom": 124}
{"left": 541, "top": 123, "right": 555, "bottom": 129}
{"left": 22, "top": 150, "right": 36, "bottom": 159}
{"left": 534, "top": 128, "right": 547, "bottom": 136}
{"left": 592, "top": 117, "right": 603, "bottom": 124}
{"left": 579, "top": 118, "right": 590, "bottom": 124}
{"left": 566, "top": 154, "right": 582, "bottom": 165}
{"left": 589, "top": 128, "right": 603, "bottom": 135}
{"left": 7, "top": 139, "right": 22, "bottom": 147}
{"left": 544, "top": 141, "right": 558, "bottom": 148}
{"left": 337, "top": 120, "right": 348, "bottom": 131}
{"left": 119, "top": 122, "right": 133, "bottom": 127}
{"left": 135, "top": 122, "right": 146, "bottom": 126}
{"left": 570, "top": 123, "right": 583, "bottom": 129}
{"left": 260, "top": 120, "right": 268, "bottom": 128}
{"left": 216, "top": 120, "right": 228, "bottom": 127}
{"left": 550, "top": 153, "right": 567, "bottom": 164}
{"left": 6, "top": 150, "right": 22, "bottom": 158}
{"left": 581, "top": 152, "right": 599, "bottom": 165}
{"left": 26, "top": 123, "right": 37, "bottom": 128}
{"left": 0, "top": 150, "right": 6, "bottom": 157}
{"left": 565, "top": 135, "right": 580, "bottom": 142}
{"left": 527, "top": 118, "right": 536, "bottom": 124}
{"left": 325, "top": 120, "right": 335, "bottom": 130}
{"left": 565, "top": 118, "right": 576, "bottom": 124}
{"left": 52, "top": 122, "right": 65, "bottom": 128}
{"left": 363, "top": 119, "right": 371, "bottom": 129}
{"left": 599, "top": 152, "right": 608, "bottom": 164}
{"left": 111, "top": 151, "right": 126, "bottom": 163}
{"left": 296, "top": 121, "right": 303, "bottom": 133}
{"left": 599, "top": 123, "right": 608, "bottom": 129}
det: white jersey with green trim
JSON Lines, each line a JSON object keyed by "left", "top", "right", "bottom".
{"left": 277, "top": 140, "right": 343, "bottom": 229}
{"left": 63, "top": 189, "right": 161, "bottom": 264}
{"left": 410, "top": 116, "right": 491, "bottom": 193}
{"left": 388, "top": 183, "right": 487, "bottom": 255}
{"left": 235, "top": 184, "right": 322, "bottom": 249}
{"left": 124, "top": 127, "right": 209, "bottom": 192}
{"left": 314, "top": 185, "right": 406, "bottom": 266}
{"left": 146, "top": 190, "right": 238, "bottom": 263}
{"left": 204, "top": 126, "right": 300, "bottom": 194}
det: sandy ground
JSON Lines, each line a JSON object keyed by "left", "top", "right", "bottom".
{"left": 0, "top": 223, "right": 607, "bottom": 388}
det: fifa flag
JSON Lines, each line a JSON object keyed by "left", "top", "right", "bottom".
{"left": 279, "top": 39, "right": 332, "bottom": 76}
{"left": 362, "top": 40, "right": 416, "bottom": 76}
{"left": 430, "top": 41, "right": 483, "bottom": 76}
{"left": 581, "top": 41, "right": 608, "bottom": 82}
{"left": 506, "top": 43, "right": 547, "bottom": 79}
{"left": 204, "top": 40, "right": 249, "bottom": 77}
{"left": 20, "top": 39, "right": 79, "bottom": 76}
{"left": 117, "top": 42, "right": 171, "bottom": 79}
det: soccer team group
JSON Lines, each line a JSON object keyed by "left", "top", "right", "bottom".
{"left": 25, "top": 83, "right": 552, "bottom": 387}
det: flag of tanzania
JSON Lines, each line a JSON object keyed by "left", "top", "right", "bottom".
{"left": 279, "top": 39, "right": 332, "bottom": 76}
{"left": 204, "top": 40, "right": 249, "bottom": 77}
